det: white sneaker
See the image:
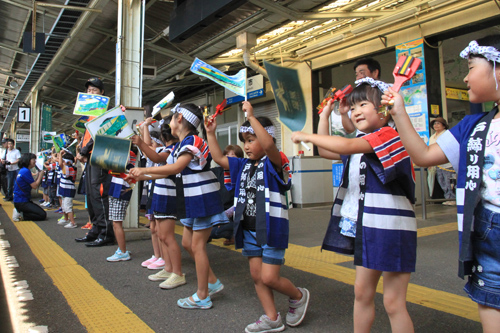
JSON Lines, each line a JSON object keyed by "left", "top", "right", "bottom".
{"left": 58, "top": 217, "right": 69, "bottom": 225}
{"left": 12, "top": 208, "right": 22, "bottom": 222}
{"left": 64, "top": 223, "right": 77, "bottom": 229}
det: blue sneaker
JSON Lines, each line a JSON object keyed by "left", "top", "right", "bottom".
{"left": 38, "top": 199, "right": 45, "bottom": 203}
{"left": 177, "top": 293, "right": 212, "bottom": 309}
{"left": 208, "top": 279, "right": 224, "bottom": 296}
{"left": 106, "top": 248, "right": 131, "bottom": 262}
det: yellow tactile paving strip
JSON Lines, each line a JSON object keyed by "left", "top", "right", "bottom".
{"left": 3, "top": 201, "right": 153, "bottom": 333}
{"left": 4, "top": 198, "right": 479, "bottom": 327}
{"left": 172, "top": 220, "right": 480, "bottom": 322}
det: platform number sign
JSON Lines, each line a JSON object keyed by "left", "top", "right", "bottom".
{"left": 18, "top": 107, "right": 30, "bottom": 123}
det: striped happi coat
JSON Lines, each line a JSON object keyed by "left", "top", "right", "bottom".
{"left": 57, "top": 164, "right": 76, "bottom": 198}
{"left": 152, "top": 145, "right": 177, "bottom": 215}
{"left": 168, "top": 135, "right": 223, "bottom": 219}
{"left": 228, "top": 153, "right": 291, "bottom": 249}
{"left": 322, "top": 127, "right": 417, "bottom": 272}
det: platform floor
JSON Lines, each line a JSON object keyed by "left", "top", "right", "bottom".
{"left": 0, "top": 193, "right": 482, "bottom": 332}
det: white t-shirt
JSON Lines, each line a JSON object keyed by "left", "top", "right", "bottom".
{"left": 340, "top": 153, "right": 362, "bottom": 221}
{"left": 6, "top": 149, "right": 21, "bottom": 171}
{"left": 481, "top": 118, "right": 500, "bottom": 209}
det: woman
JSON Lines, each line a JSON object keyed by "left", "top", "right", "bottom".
{"left": 428, "top": 117, "right": 456, "bottom": 205}
{"left": 13, "top": 153, "right": 46, "bottom": 221}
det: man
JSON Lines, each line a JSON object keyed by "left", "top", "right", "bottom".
{"left": 341, "top": 58, "right": 382, "bottom": 134}
{"left": 354, "top": 57, "right": 381, "bottom": 80}
{"left": 75, "top": 77, "right": 114, "bottom": 247}
{"left": 0, "top": 139, "right": 8, "bottom": 198}
{"left": 3, "top": 139, "right": 21, "bottom": 201}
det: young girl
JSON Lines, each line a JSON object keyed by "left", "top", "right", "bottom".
{"left": 130, "top": 103, "right": 228, "bottom": 308}
{"left": 56, "top": 152, "right": 77, "bottom": 228}
{"left": 105, "top": 150, "right": 137, "bottom": 262}
{"left": 133, "top": 116, "right": 185, "bottom": 289}
{"left": 385, "top": 35, "right": 500, "bottom": 332}
{"left": 140, "top": 126, "right": 168, "bottom": 270}
{"left": 206, "top": 101, "right": 309, "bottom": 333}
{"left": 292, "top": 80, "right": 416, "bottom": 333}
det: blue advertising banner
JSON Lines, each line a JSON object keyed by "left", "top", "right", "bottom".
{"left": 395, "top": 38, "right": 430, "bottom": 144}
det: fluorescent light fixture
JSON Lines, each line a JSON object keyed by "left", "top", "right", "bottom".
{"left": 351, "top": 7, "right": 418, "bottom": 35}
{"left": 428, "top": 0, "right": 458, "bottom": 6}
{"left": 296, "top": 34, "right": 345, "bottom": 56}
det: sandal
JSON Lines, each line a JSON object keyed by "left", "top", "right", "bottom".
{"left": 177, "top": 293, "right": 212, "bottom": 309}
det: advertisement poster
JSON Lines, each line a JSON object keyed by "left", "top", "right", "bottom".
{"left": 263, "top": 61, "right": 307, "bottom": 132}
{"left": 395, "top": 38, "right": 430, "bottom": 143}
{"left": 73, "top": 93, "right": 110, "bottom": 116}
{"left": 85, "top": 106, "right": 134, "bottom": 140}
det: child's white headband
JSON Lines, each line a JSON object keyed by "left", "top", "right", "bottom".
{"left": 172, "top": 103, "right": 201, "bottom": 128}
{"left": 151, "top": 137, "right": 164, "bottom": 146}
{"left": 239, "top": 125, "right": 275, "bottom": 138}
{"left": 355, "top": 77, "right": 392, "bottom": 93}
{"left": 460, "top": 40, "right": 500, "bottom": 89}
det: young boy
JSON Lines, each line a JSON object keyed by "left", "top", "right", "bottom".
{"left": 56, "top": 152, "right": 77, "bottom": 228}
{"left": 106, "top": 151, "right": 137, "bottom": 262}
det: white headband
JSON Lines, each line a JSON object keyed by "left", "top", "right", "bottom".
{"left": 159, "top": 119, "right": 165, "bottom": 127}
{"left": 460, "top": 40, "right": 500, "bottom": 89}
{"left": 172, "top": 103, "right": 201, "bottom": 128}
{"left": 151, "top": 137, "right": 164, "bottom": 146}
{"left": 63, "top": 158, "right": 73, "bottom": 164}
{"left": 239, "top": 125, "right": 275, "bottom": 138}
{"left": 355, "top": 77, "right": 392, "bottom": 93}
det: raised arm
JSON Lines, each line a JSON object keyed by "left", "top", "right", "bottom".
{"left": 205, "top": 117, "right": 229, "bottom": 169}
{"left": 129, "top": 153, "right": 191, "bottom": 177}
{"left": 291, "top": 132, "right": 373, "bottom": 156}
{"left": 339, "top": 99, "right": 356, "bottom": 134}
{"left": 243, "top": 101, "right": 281, "bottom": 168}
{"left": 383, "top": 88, "right": 448, "bottom": 167}
{"left": 317, "top": 99, "right": 342, "bottom": 160}
{"left": 131, "top": 135, "right": 169, "bottom": 164}
{"left": 30, "top": 170, "right": 44, "bottom": 189}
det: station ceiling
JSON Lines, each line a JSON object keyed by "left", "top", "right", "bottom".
{"left": 0, "top": 0, "right": 481, "bottom": 135}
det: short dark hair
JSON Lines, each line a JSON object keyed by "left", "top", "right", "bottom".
{"left": 238, "top": 116, "right": 276, "bottom": 144}
{"left": 354, "top": 58, "right": 381, "bottom": 78}
{"left": 347, "top": 83, "right": 383, "bottom": 109}
{"left": 173, "top": 103, "right": 205, "bottom": 138}
{"left": 160, "top": 114, "right": 176, "bottom": 143}
{"left": 62, "top": 152, "right": 75, "bottom": 163}
{"left": 6, "top": 139, "right": 14, "bottom": 144}
{"left": 470, "top": 35, "right": 500, "bottom": 65}
{"left": 223, "top": 144, "right": 244, "bottom": 158}
{"left": 19, "top": 153, "right": 36, "bottom": 169}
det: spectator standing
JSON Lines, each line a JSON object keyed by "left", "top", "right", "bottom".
{"left": 4, "top": 139, "right": 21, "bottom": 201}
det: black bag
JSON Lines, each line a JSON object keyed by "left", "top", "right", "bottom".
{"left": 0, "top": 163, "right": 6, "bottom": 175}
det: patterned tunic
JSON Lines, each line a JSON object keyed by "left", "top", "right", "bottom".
{"left": 168, "top": 135, "right": 223, "bottom": 219}
{"left": 322, "top": 127, "right": 417, "bottom": 272}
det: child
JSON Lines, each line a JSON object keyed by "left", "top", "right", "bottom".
{"left": 40, "top": 159, "right": 50, "bottom": 207}
{"left": 56, "top": 152, "right": 77, "bottom": 228}
{"left": 140, "top": 125, "right": 168, "bottom": 270}
{"left": 129, "top": 103, "right": 228, "bottom": 308}
{"left": 208, "top": 144, "right": 244, "bottom": 246}
{"left": 206, "top": 101, "right": 309, "bottom": 333}
{"left": 106, "top": 151, "right": 137, "bottom": 262}
{"left": 133, "top": 116, "right": 185, "bottom": 288}
{"left": 292, "top": 80, "right": 416, "bottom": 332}
{"left": 385, "top": 35, "right": 500, "bottom": 332}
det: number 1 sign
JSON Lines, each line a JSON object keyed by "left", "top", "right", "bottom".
{"left": 18, "top": 107, "right": 30, "bottom": 123}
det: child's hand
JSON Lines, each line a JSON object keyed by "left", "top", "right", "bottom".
{"left": 204, "top": 116, "right": 217, "bottom": 134}
{"left": 381, "top": 88, "right": 405, "bottom": 117}
{"left": 338, "top": 99, "right": 350, "bottom": 116}
{"left": 242, "top": 101, "right": 254, "bottom": 118}
{"left": 130, "top": 135, "right": 142, "bottom": 146}
{"left": 291, "top": 131, "right": 310, "bottom": 144}
{"left": 320, "top": 99, "right": 334, "bottom": 118}
{"left": 129, "top": 167, "right": 144, "bottom": 177}
{"left": 143, "top": 117, "right": 153, "bottom": 126}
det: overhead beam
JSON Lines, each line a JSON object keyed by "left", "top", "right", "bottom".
{"left": 249, "top": 0, "right": 389, "bottom": 20}
{"left": 60, "top": 62, "right": 114, "bottom": 81}
{"left": 145, "top": 43, "right": 194, "bottom": 64}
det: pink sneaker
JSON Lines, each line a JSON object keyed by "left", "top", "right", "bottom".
{"left": 141, "top": 255, "right": 158, "bottom": 268}
{"left": 147, "top": 257, "right": 165, "bottom": 270}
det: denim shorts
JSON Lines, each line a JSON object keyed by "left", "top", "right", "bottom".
{"left": 181, "top": 211, "right": 229, "bottom": 231}
{"left": 463, "top": 204, "right": 500, "bottom": 309}
{"left": 242, "top": 229, "right": 286, "bottom": 265}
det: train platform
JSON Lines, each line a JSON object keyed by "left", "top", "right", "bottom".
{"left": 0, "top": 192, "right": 482, "bottom": 332}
